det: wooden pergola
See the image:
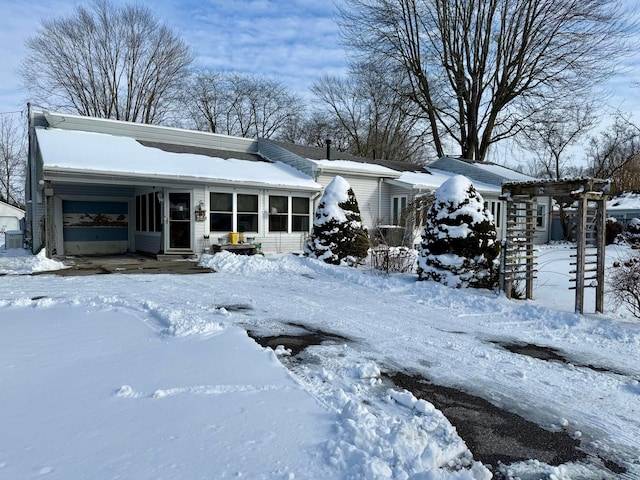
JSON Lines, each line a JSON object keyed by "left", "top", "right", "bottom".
{"left": 500, "top": 178, "right": 610, "bottom": 314}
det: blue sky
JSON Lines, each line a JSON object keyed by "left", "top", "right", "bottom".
{"left": 1, "top": 0, "right": 639, "bottom": 161}
{"left": 0, "top": 0, "right": 348, "bottom": 120}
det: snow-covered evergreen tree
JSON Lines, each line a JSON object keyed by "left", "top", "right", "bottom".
{"left": 304, "top": 176, "right": 369, "bottom": 266}
{"left": 417, "top": 175, "right": 500, "bottom": 289}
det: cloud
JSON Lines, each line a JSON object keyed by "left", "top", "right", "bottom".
{"left": 0, "top": 0, "right": 348, "bottom": 114}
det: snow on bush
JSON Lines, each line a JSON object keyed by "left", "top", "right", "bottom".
{"left": 626, "top": 217, "right": 640, "bottom": 244}
{"left": 304, "top": 175, "right": 369, "bottom": 266}
{"left": 609, "top": 254, "right": 640, "bottom": 319}
{"left": 417, "top": 175, "right": 500, "bottom": 289}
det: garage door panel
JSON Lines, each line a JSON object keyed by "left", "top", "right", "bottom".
{"left": 62, "top": 200, "right": 129, "bottom": 255}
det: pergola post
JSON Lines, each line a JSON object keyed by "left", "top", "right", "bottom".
{"left": 595, "top": 198, "right": 606, "bottom": 314}
{"left": 525, "top": 201, "right": 535, "bottom": 300}
{"left": 574, "top": 196, "right": 588, "bottom": 314}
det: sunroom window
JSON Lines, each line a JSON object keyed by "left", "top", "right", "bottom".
{"left": 269, "top": 196, "right": 288, "bottom": 232}
{"left": 292, "top": 197, "right": 310, "bottom": 232}
{"left": 237, "top": 194, "right": 258, "bottom": 232}
{"left": 210, "top": 192, "right": 232, "bottom": 231}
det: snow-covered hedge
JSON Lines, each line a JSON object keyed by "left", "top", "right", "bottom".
{"left": 417, "top": 175, "right": 500, "bottom": 289}
{"left": 304, "top": 176, "right": 369, "bottom": 266}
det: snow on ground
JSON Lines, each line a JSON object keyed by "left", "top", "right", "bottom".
{"left": 1, "top": 233, "right": 639, "bottom": 479}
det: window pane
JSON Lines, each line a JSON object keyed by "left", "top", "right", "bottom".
{"left": 238, "top": 194, "right": 258, "bottom": 213}
{"left": 210, "top": 192, "right": 232, "bottom": 211}
{"left": 269, "top": 215, "right": 288, "bottom": 232}
{"left": 269, "top": 196, "right": 288, "bottom": 214}
{"left": 154, "top": 193, "right": 162, "bottom": 232}
{"left": 292, "top": 197, "right": 309, "bottom": 214}
{"left": 537, "top": 205, "right": 545, "bottom": 227}
{"left": 136, "top": 195, "right": 141, "bottom": 231}
{"left": 238, "top": 213, "right": 258, "bottom": 232}
{"left": 210, "top": 213, "right": 232, "bottom": 231}
{"left": 141, "top": 193, "right": 148, "bottom": 231}
{"left": 292, "top": 215, "right": 309, "bottom": 232}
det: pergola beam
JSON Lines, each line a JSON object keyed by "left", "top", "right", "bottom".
{"left": 500, "top": 178, "right": 609, "bottom": 314}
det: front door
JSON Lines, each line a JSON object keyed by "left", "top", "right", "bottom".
{"left": 168, "top": 192, "right": 192, "bottom": 251}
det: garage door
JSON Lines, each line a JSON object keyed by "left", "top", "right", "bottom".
{"left": 62, "top": 200, "right": 129, "bottom": 255}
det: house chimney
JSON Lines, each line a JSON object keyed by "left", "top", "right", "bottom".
{"left": 325, "top": 139, "right": 331, "bottom": 160}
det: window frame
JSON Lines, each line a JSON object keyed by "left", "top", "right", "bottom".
{"left": 536, "top": 203, "right": 546, "bottom": 229}
{"left": 135, "top": 192, "right": 161, "bottom": 233}
{"left": 391, "top": 195, "right": 408, "bottom": 226}
{"left": 209, "top": 191, "right": 260, "bottom": 234}
{"left": 291, "top": 196, "right": 310, "bottom": 232}
{"left": 268, "top": 195, "right": 289, "bottom": 232}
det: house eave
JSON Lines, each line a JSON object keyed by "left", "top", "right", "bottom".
{"left": 42, "top": 167, "right": 322, "bottom": 192}
{"left": 315, "top": 165, "right": 402, "bottom": 179}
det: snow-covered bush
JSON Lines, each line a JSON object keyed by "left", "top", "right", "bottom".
{"left": 606, "top": 218, "right": 623, "bottom": 245}
{"left": 609, "top": 255, "right": 640, "bottom": 320}
{"left": 626, "top": 217, "right": 640, "bottom": 244}
{"left": 304, "top": 176, "right": 369, "bottom": 266}
{"left": 417, "top": 175, "right": 500, "bottom": 289}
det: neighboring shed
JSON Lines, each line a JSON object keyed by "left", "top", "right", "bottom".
{"left": 0, "top": 200, "right": 25, "bottom": 233}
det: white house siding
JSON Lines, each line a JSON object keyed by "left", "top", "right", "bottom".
{"left": 315, "top": 172, "right": 385, "bottom": 231}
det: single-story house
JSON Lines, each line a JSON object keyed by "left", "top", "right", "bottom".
{"left": 259, "top": 142, "right": 551, "bottom": 246}
{"left": 25, "top": 109, "right": 551, "bottom": 258}
{"left": 606, "top": 190, "right": 640, "bottom": 228}
{"left": 0, "top": 200, "right": 25, "bottom": 233}
{"left": 26, "top": 110, "right": 322, "bottom": 256}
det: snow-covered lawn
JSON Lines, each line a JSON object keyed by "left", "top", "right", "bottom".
{"left": 1, "top": 237, "right": 639, "bottom": 479}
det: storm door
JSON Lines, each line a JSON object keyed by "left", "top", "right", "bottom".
{"left": 168, "top": 192, "right": 192, "bottom": 250}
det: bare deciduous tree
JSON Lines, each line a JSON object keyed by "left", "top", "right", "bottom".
{"left": 339, "top": 0, "right": 634, "bottom": 162}
{"left": 519, "top": 102, "right": 596, "bottom": 180}
{"left": 311, "top": 61, "right": 428, "bottom": 163}
{"left": 587, "top": 114, "right": 640, "bottom": 193}
{"left": 279, "top": 111, "right": 353, "bottom": 151}
{"left": 517, "top": 101, "right": 597, "bottom": 239}
{"left": 0, "top": 115, "right": 26, "bottom": 207}
{"left": 180, "top": 70, "right": 305, "bottom": 139}
{"left": 21, "top": 0, "right": 193, "bottom": 124}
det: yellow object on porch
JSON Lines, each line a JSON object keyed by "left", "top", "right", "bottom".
{"left": 228, "top": 232, "right": 239, "bottom": 244}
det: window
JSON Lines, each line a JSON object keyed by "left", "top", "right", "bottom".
{"left": 209, "top": 192, "right": 259, "bottom": 232}
{"left": 153, "top": 193, "right": 162, "bottom": 231}
{"left": 392, "top": 196, "right": 408, "bottom": 225}
{"left": 210, "top": 192, "right": 232, "bottom": 231}
{"left": 269, "top": 196, "right": 289, "bottom": 232}
{"left": 136, "top": 192, "right": 161, "bottom": 232}
{"left": 237, "top": 194, "right": 258, "bottom": 232}
{"left": 536, "top": 204, "right": 546, "bottom": 229}
{"left": 489, "top": 201, "right": 502, "bottom": 228}
{"left": 292, "top": 197, "right": 310, "bottom": 232}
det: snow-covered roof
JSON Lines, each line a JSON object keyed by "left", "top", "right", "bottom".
{"left": 607, "top": 191, "right": 640, "bottom": 210}
{"left": 471, "top": 162, "right": 535, "bottom": 182}
{"left": 392, "top": 169, "right": 501, "bottom": 194}
{"left": 310, "top": 159, "right": 401, "bottom": 177}
{"left": 0, "top": 201, "right": 24, "bottom": 218}
{"left": 36, "top": 127, "right": 321, "bottom": 190}
{"left": 428, "top": 157, "right": 535, "bottom": 186}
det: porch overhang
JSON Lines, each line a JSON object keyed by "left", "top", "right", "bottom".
{"left": 43, "top": 167, "right": 323, "bottom": 193}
